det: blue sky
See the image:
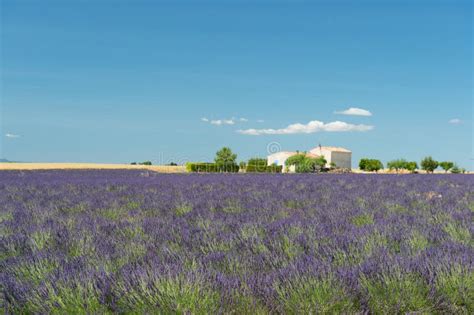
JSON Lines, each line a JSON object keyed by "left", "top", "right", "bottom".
{"left": 1, "top": 0, "right": 472, "bottom": 169}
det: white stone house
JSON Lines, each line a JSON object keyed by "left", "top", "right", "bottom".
{"left": 309, "top": 146, "right": 352, "bottom": 169}
{"left": 267, "top": 146, "right": 352, "bottom": 172}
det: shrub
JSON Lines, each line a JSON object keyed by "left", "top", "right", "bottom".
{"left": 285, "top": 154, "right": 307, "bottom": 168}
{"left": 387, "top": 159, "right": 408, "bottom": 173}
{"left": 421, "top": 156, "right": 438, "bottom": 173}
{"left": 450, "top": 165, "right": 461, "bottom": 174}
{"left": 359, "top": 158, "right": 369, "bottom": 170}
{"left": 245, "top": 165, "right": 261, "bottom": 173}
{"left": 130, "top": 162, "right": 137, "bottom": 165}
{"left": 139, "top": 161, "right": 152, "bottom": 166}
{"left": 405, "top": 161, "right": 418, "bottom": 173}
{"left": 216, "top": 162, "right": 240, "bottom": 173}
{"left": 267, "top": 164, "right": 283, "bottom": 173}
{"left": 248, "top": 158, "right": 267, "bottom": 166}
{"left": 245, "top": 158, "right": 282, "bottom": 173}
{"left": 247, "top": 158, "right": 268, "bottom": 172}
{"left": 295, "top": 157, "right": 325, "bottom": 173}
{"left": 286, "top": 154, "right": 326, "bottom": 173}
{"left": 359, "top": 158, "right": 383, "bottom": 172}
{"left": 439, "top": 161, "right": 454, "bottom": 173}
{"left": 246, "top": 164, "right": 283, "bottom": 173}
{"left": 387, "top": 159, "right": 418, "bottom": 173}
{"left": 186, "top": 163, "right": 216, "bottom": 172}
{"left": 186, "top": 162, "right": 239, "bottom": 173}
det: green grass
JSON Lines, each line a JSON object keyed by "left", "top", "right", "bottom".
{"left": 436, "top": 266, "right": 474, "bottom": 313}
{"left": 407, "top": 231, "right": 429, "bottom": 252}
{"left": 116, "top": 276, "right": 221, "bottom": 314}
{"left": 68, "top": 234, "right": 96, "bottom": 258}
{"left": 275, "top": 276, "right": 360, "bottom": 314}
{"left": 363, "top": 230, "right": 388, "bottom": 255}
{"left": 175, "top": 202, "right": 193, "bottom": 216}
{"left": 99, "top": 207, "right": 129, "bottom": 221}
{"left": 361, "top": 271, "right": 433, "bottom": 314}
{"left": 21, "top": 281, "right": 111, "bottom": 314}
{"left": 351, "top": 213, "right": 374, "bottom": 226}
{"left": 240, "top": 224, "right": 265, "bottom": 240}
{"left": 30, "top": 230, "right": 52, "bottom": 251}
{"left": 443, "top": 222, "right": 471, "bottom": 245}
{"left": 224, "top": 291, "right": 268, "bottom": 314}
{"left": 0, "top": 211, "right": 13, "bottom": 223}
{"left": 13, "top": 258, "right": 58, "bottom": 285}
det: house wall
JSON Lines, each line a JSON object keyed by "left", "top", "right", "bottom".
{"left": 267, "top": 152, "right": 296, "bottom": 173}
{"left": 268, "top": 149, "right": 351, "bottom": 172}
{"left": 309, "top": 148, "right": 352, "bottom": 169}
{"left": 309, "top": 148, "right": 332, "bottom": 167}
{"left": 330, "top": 152, "right": 352, "bottom": 169}
{"left": 268, "top": 153, "right": 288, "bottom": 166}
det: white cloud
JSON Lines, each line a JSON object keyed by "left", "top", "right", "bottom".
{"left": 5, "top": 133, "right": 21, "bottom": 138}
{"left": 335, "top": 107, "right": 372, "bottom": 116}
{"left": 256, "top": 119, "right": 265, "bottom": 123}
{"left": 448, "top": 118, "right": 462, "bottom": 124}
{"left": 201, "top": 117, "right": 250, "bottom": 125}
{"left": 237, "top": 120, "right": 374, "bottom": 136}
{"left": 210, "top": 119, "right": 235, "bottom": 126}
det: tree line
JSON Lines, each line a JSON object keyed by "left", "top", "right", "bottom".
{"left": 359, "top": 156, "right": 466, "bottom": 173}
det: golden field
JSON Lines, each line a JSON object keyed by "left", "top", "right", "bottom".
{"left": 0, "top": 163, "right": 470, "bottom": 174}
{"left": 0, "top": 163, "right": 186, "bottom": 173}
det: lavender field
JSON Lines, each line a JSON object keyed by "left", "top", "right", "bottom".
{"left": 1, "top": 170, "right": 473, "bottom": 314}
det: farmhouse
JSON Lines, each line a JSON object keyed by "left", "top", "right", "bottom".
{"left": 267, "top": 146, "right": 352, "bottom": 172}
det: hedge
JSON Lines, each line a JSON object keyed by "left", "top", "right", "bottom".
{"left": 247, "top": 158, "right": 270, "bottom": 172}
{"left": 246, "top": 164, "right": 283, "bottom": 173}
{"left": 186, "top": 162, "right": 239, "bottom": 173}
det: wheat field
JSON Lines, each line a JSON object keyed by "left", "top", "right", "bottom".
{"left": 0, "top": 163, "right": 186, "bottom": 173}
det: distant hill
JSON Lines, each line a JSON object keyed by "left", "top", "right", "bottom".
{"left": 0, "top": 158, "right": 12, "bottom": 163}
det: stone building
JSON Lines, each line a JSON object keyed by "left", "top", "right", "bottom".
{"left": 267, "top": 146, "right": 352, "bottom": 172}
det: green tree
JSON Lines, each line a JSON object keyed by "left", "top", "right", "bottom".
{"left": 405, "top": 161, "right": 418, "bottom": 173}
{"left": 215, "top": 147, "right": 237, "bottom": 164}
{"left": 439, "top": 161, "right": 454, "bottom": 173}
{"left": 296, "top": 156, "right": 327, "bottom": 173}
{"left": 367, "top": 159, "right": 384, "bottom": 173}
{"left": 359, "top": 158, "right": 369, "bottom": 171}
{"left": 285, "top": 154, "right": 307, "bottom": 167}
{"left": 314, "top": 156, "right": 328, "bottom": 171}
{"left": 450, "top": 165, "right": 461, "bottom": 174}
{"left": 421, "top": 156, "right": 438, "bottom": 173}
{"left": 286, "top": 154, "right": 327, "bottom": 173}
{"left": 359, "top": 158, "right": 383, "bottom": 172}
{"left": 387, "top": 159, "right": 408, "bottom": 173}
